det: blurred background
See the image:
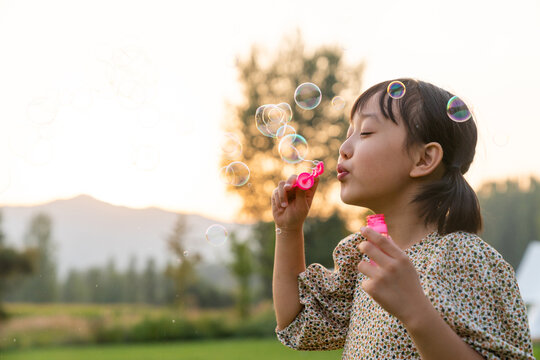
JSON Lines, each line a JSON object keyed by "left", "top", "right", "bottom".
{"left": 0, "top": 0, "right": 539, "bottom": 358}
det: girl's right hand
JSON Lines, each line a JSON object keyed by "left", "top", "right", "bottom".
{"left": 271, "top": 175, "right": 319, "bottom": 231}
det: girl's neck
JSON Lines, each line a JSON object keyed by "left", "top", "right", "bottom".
{"left": 371, "top": 191, "right": 438, "bottom": 251}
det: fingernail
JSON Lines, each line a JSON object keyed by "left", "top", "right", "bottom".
{"left": 281, "top": 202, "right": 288, "bottom": 207}
{"left": 284, "top": 184, "right": 291, "bottom": 189}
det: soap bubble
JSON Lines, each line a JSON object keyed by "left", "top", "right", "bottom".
{"left": 278, "top": 134, "right": 308, "bottom": 164}
{"left": 220, "top": 133, "right": 243, "bottom": 159}
{"left": 255, "top": 104, "right": 283, "bottom": 138}
{"left": 294, "top": 83, "right": 322, "bottom": 110}
{"left": 446, "top": 96, "right": 471, "bottom": 122}
{"left": 331, "top": 96, "right": 345, "bottom": 110}
{"left": 183, "top": 251, "right": 189, "bottom": 257}
{"left": 276, "top": 124, "right": 296, "bottom": 139}
{"left": 27, "top": 96, "right": 59, "bottom": 125}
{"left": 220, "top": 161, "right": 250, "bottom": 186}
{"left": 387, "top": 81, "right": 406, "bottom": 99}
{"left": 205, "top": 224, "right": 228, "bottom": 246}
{"left": 276, "top": 102, "right": 293, "bottom": 123}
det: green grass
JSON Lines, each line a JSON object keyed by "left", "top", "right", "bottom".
{"left": 534, "top": 343, "right": 539, "bottom": 359}
{"left": 0, "top": 338, "right": 342, "bottom": 360}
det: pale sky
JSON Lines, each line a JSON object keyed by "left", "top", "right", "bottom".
{"left": 0, "top": 0, "right": 539, "bottom": 222}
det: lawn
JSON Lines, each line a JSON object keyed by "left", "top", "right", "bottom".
{"left": 0, "top": 338, "right": 342, "bottom": 360}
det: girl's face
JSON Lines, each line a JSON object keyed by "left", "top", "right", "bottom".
{"left": 338, "top": 93, "right": 416, "bottom": 210}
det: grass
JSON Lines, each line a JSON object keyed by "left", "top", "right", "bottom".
{"left": 0, "top": 338, "right": 343, "bottom": 360}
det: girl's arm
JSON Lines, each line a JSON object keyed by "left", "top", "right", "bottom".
{"left": 403, "top": 301, "right": 484, "bottom": 360}
{"left": 272, "top": 226, "right": 306, "bottom": 330}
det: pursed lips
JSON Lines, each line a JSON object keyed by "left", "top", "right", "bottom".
{"left": 337, "top": 164, "right": 349, "bottom": 180}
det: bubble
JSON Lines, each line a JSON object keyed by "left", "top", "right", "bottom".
{"left": 294, "top": 83, "right": 322, "bottom": 110}
{"left": 172, "top": 319, "right": 176, "bottom": 323}
{"left": 183, "top": 251, "right": 189, "bottom": 257}
{"left": 331, "top": 96, "right": 345, "bottom": 110}
{"left": 27, "top": 96, "right": 59, "bottom": 125}
{"left": 205, "top": 224, "right": 228, "bottom": 246}
{"left": 220, "top": 133, "right": 243, "bottom": 159}
{"left": 276, "top": 228, "right": 282, "bottom": 235}
{"left": 278, "top": 134, "right": 308, "bottom": 164}
{"left": 387, "top": 81, "right": 406, "bottom": 99}
{"left": 255, "top": 104, "right": 284, "bottom": 138}
{"left": 276, "top": 102, "right": 293, "bottom": 123}
{"left": 446, "top": 96, "right": 471, "bottom": 122}
{"left": 276, "top": 124, "right": 296, "bottom": 139}
{"left": 220, "top": 161, "right": 250, "bottom": 186}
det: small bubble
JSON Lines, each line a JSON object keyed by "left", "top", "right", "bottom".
{"left": 294, "top": 83, "right": 322, "bottom": 110}
{"left": 205, "top": 224, "right": 228, "bottom": 246}
{"left": 278, "top": 134, "right": 308, "bottom": 164}
{"left": 276, "top": 228, "right": 282, "bottom": 235}
{"left": 331, "top": 96, "right": 346, "bottom": 110}
{"left": 387, "top": 81, "right": 406, "bottom": 99}
{"left": 183, "top": 251, "right": 189, "bottom": 257}
{"left": 446, "top": 96, "right": 471, "bottom": 122}
{"left": 13, "top": 338, "right": 16, "bottom": 342}
{"left": 219, "top": 161, "right": 250, "bottom": 186}
{"left": 95, "top": 284, "right": 99, "bottom": 288}
{"left": 172, "top": 319, "right": 176, "bottom": 323}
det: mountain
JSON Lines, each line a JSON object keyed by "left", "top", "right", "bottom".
{"left": 0, "top": 195, "right": 252, "bottom": 280}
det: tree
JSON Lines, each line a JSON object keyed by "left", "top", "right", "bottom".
{"left": 10, "top": 213, "right": 58, "bottom": 302}
{"left": 141, "top": 257, "right": 160, "bottom": 304}
{"left": 478, "top": 176, "right": 540, "bottom": 269}
{"left": 221, "top": 30, "right": 365, "bottom": 222}
{"left": 62, "top": 269, "right": 89, "bottom": 302}
{"left": 122, "top": 255, "right": 142, "bottom": 303}
{"left": 165, "top": 214, "right": 201, "bottom": 309}
{"left": 227, "top": 232, "right": 253, "bottom": 319}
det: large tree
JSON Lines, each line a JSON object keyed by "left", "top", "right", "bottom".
{"left": 221, "top": 31, "right": 365, "bottom": 222}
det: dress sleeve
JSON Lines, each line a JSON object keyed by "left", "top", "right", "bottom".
{"left": 425, "top": 234, "right": 535, "bottom": 360}
{"left": 276, "top": 233, "right": 362, "bottom": 350}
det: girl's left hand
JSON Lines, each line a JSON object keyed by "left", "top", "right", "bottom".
{"left": 357, "top": 226, "right": 430, "bottom": 325}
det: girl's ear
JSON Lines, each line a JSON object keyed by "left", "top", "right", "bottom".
{"left": 409, "top": 142, "right": 443, "bottom": 178}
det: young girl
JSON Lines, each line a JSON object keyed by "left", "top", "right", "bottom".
{"left": 271, "top": 78, "right": 535, "bottom": 359}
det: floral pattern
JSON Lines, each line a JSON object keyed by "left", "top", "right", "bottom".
{"left": 276, "top": 231, "right": 535, "bottom": 359}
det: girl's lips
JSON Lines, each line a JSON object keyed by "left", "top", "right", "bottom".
{"left": 337, "top": 171, "right": 349, "bottom": 180}
{"left": 336, "top": 164, "right": 349, "bottom": 180}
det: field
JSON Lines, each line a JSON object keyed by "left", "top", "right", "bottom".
{"left": 0, "top": 338, "right": 342, "bottom": 360}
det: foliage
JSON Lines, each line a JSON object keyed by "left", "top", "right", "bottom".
{"left": 227, "top": 232, "right": 254, "bottom": 319}
{"left": 221, "top": 31, "right": 365, "bottom": 221}
{"left": 478, "top": 176, "right": 540, "bottom": 269}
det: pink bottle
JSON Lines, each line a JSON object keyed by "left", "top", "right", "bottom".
{"left": 366, "top": 214, "right": 388, "bottom": 236}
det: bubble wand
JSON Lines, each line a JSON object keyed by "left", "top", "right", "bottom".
{"left": 291, "top": 161, "right": 324, "bottom": 190}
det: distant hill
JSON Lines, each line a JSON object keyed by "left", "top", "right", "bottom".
{"left": 0, "top": 195, "right": 252, "bottom": 282}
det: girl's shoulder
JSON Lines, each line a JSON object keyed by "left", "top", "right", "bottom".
{"left": 435, "top": 231, "right": 515, "bottom": 277}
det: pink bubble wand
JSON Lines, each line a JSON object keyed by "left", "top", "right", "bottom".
{"left": 291, "top": 161, "right": 324, "bottom": 190}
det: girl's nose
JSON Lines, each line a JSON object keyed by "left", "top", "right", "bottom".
{"left": 339, "top": 141, "right": 352, "bottom": 160}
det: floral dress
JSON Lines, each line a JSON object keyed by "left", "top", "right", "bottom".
{"left": 276, "top": 231, "right": 535, "bottom": 359}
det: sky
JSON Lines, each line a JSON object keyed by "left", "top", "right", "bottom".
{"left": 0, "top": 0, "right": 539, "bottom": 222}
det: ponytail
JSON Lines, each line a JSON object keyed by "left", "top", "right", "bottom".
{"left": 413, "top": 169, "right": 483, "bottom": 235}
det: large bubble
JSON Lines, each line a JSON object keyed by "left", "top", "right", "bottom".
{"left": 446, "top": 96, "right": 472, "bottom": 122}
{"left": 220, "top": 161, "right": 250, "bottom": 186}
{"left": 294, "top": 83, "right": 322, "bottom": 110}
{"left": 255, "top": 104, "right": 283, "bottom": 138}
{"left": 205, "top": 224, "right": 228, "bottom": 246}
{"left": 276, "top": 124, "right": 296, "bottom": 139}
{"left": 278, "top": 134, "right": 308, "bottom": 164}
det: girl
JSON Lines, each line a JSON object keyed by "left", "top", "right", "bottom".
{"left": 271, "top": 79, "right": 535, "bottom": 359}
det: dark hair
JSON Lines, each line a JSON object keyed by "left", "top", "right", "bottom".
{"left": 350, "top": 78, "right": 482, "bottom": 235}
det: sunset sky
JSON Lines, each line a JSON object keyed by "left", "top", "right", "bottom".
{"left": 0, "top": 0, "right": 539, "bottom": 222}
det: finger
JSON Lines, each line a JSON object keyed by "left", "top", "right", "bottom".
{"left": 360, "top": 226, "right": 402, "bottom": 259}
{"left": 284, "top": 174, "right": 297, "bottom": 190}
{"left": 358, "top": 240, "right": 392, "bottom": 268}
{"left": 357, "top": 258, "right": 378, "bottom": 278}
{"left": 277, "top": 181, "right": 288, "bottom": 207}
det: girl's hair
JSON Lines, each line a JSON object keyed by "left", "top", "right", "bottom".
{"left": 350, "top": 78, "right": 482, "bottom": 235}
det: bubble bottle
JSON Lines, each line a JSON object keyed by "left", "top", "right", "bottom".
{"left": 366, "top": 214, "right": 388, "bottom": 237}
{"left": 291, "top": 161, "right": 324, "bottom": 190}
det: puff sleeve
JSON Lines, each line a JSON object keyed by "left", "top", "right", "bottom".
{"left": 276, "top": 233, "right": 362, "bottom": 350}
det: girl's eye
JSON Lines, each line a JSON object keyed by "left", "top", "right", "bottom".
{"left": 360, "top": 132, "right": 373, "bottom": 136}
